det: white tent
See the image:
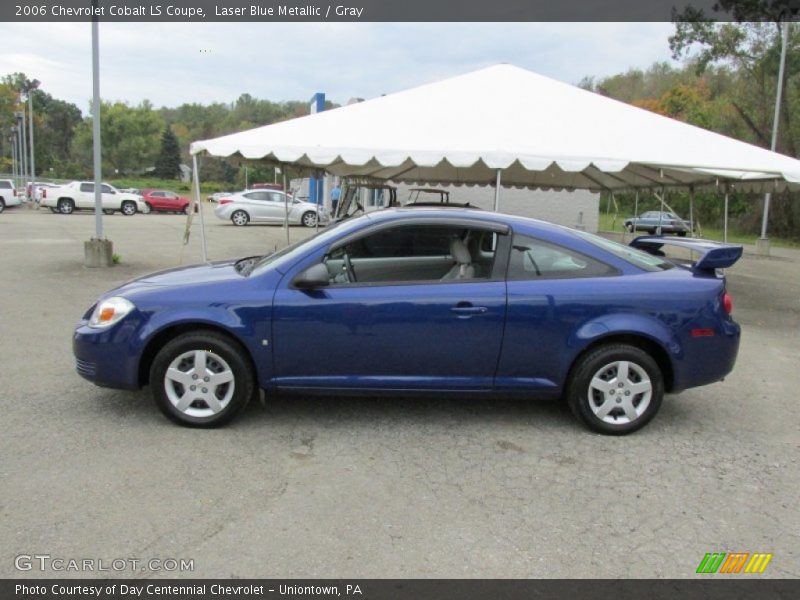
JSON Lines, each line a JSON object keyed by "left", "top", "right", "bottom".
{"left": 190, "top": 64, "right": 800, "bottom": 194}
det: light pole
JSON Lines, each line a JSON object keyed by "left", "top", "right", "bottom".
{"left": 83, "top": 4, "right": 113, "bottom": 267}
{"left": 27, "top": 91, "right": 36, "bottom": 200}
{"left": 15, "top": 111, "right": 28, "bottom": 199}
{"left": 758, "top": 19, "right": 792, "bottom": 255}
{"left": 10, "top": 131, "right": 18, "bottom": 190}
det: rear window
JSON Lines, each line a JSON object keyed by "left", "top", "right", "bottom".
{"left": 571, "top": 229, "right": 674, "bottom": 272}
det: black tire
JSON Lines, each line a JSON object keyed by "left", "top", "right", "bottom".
{"left": 566, "top": 344, "right": 664, "bottom": 435}
{"left": 231, "top": 210, "right": 249, "bottom": 226}
{"left": 624, "top": 222, "right": 633, "bottom": 233}
{"left": 677, "top": 231, "right": 687, "bottom": 237}
{"left": 57, "top": 198, "right": 74, "bottom": 214}
{"left": 182, "top": 205, "right": 190, "bottom": 215}
{"left": 103, "top": 209, "right": 115, "bottom": 215}
{"left": 49, "top": 207, "right": 58, "bottom": 214}
{"left": 121, "top": 200, "right": 137, "bottom": 216}
{"left": 648, "top": 228, "right": 657, "bottom": 235}
{"left": 145, "top": 202, "right": 153, "bottom": 213}
{"left": 0, "top": 199, "right": 5, "bottom": 213}
{"left": 149, "top": 331, "right": 255, "bottom": 428}
{"left": 301, "top": 211, "right": 317, "bottom": 227}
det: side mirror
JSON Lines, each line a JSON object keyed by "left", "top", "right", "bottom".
{"left": 294, "top": 263, "right": 330, "bottom": 289}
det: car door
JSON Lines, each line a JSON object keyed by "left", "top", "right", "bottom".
{"left": 77, "top": 182, "right": 94, "bottom": 208}
{"left": 264, "top": 191, "right": 291, "bottom": 223}
{"left": 271, "top": 221, "right": 510, "bottom": 391}
{"left": 100, "top": 184, "right": 118, "bottom": 209}
{"left": 237, "top": 191, "right": 270, "bottom": 221}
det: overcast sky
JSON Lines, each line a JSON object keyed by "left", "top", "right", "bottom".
{"left": 0, "top": 22, "right": 679, "bottom": 112}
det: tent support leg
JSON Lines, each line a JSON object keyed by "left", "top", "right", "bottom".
{"left": 657, "top": 188, "right": 665, "bottom": 235}
{"left": 632, "top": 190, "right": 639, "bottom": 238}
{"left": 723, "top": 191, "right": 729, "bottom": 243}
{"left": 689, "top": 186, "right": 695, "bottom": 238}
{"left": 192, "top": 154, "right": 209, "bottom": 263}
{"left": 493, "top": 169, "right": 502, "bottom": 212}
{"left": 283, "top": 169, "right": 290, "bottom": 246}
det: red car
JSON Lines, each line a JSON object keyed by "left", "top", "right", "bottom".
{"left": 141, "top": 189, "right": 192, "bottom": 214}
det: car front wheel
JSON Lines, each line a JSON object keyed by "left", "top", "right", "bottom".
{"left": 121, "top": 201, "right": 137, "bottom": 216}
{"left": 625, "top": 223, "right": 634, "bottom": 232}
{"left": 150, "top": 331, "right": 255, "bottom": 427}
{"left": 567, "top": 344, "right": 663, "bottom": 435}
{"left": 231, "top": 210, "right": 249, "bottom": 226}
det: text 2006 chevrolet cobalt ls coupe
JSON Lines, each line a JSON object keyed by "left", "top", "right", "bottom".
{"left": 74, "top": 208, "right": 741, "bottom": 434}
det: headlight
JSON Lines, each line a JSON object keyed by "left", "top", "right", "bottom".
{"left": 88, "top": 296, "right": 135, "bottom": 329}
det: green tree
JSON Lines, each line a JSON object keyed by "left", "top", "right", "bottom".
{"left": 72, "top": 100, "right": 164, "bottom": 174}
{"left": 154, "top": 126, "right": 181, "bottom": 179}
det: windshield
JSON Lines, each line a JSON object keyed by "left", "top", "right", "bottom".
{"left": 571, "top": 229, "right": 673, "bottom": 272}
{"left": 249, "top": 218, "right": 362, "bottom": 276}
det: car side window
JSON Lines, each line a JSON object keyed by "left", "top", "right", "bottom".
{"left": 151, "top": 191, "right": 163, "bottom": 198}
{"left": 508, "top": 234, "right": 617, "bottom": 280}
{"left": 267, "top": 192, "right": 285, "bottom": 203}
{"left": 243, "top": 191, "right": 269, "bottom": 201}
{"left": 101, "top": 184, "right": 115, "bottom": 194}
{"left": 80, "top": 183, "right": 94, "bottom": 193}
{"left": 325, "top": 225, "right": 499, "bottom": 285}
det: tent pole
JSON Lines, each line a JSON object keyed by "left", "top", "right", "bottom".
{"left": 657, "top": 188, "right": 665, "bottom": 235}
{"left": 192, "top": 154, "right": 208, "bottom": 263}
{"left": 689, "top": 186, "right": 695, "bottom": 238}
{"left": 493, "top": 169, "right": 501, "bottom": 212}
{"left": 723, "top": 189, "right": 729, "bottom": 243}
{"left": 633, "top": 190, "right": 639, "bottom": 234}
{"left": 283, "top": 169, "right": 290, "bottom": 246}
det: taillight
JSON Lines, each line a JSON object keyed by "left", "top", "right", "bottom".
{"left": 219, "top": 199, "right": 232, "bottom": 205}
{"left": 722, "top": 292, "right": 733, "bottom": 315}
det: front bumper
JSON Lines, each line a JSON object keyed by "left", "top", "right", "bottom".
{"left": 73, "top": 320, "right": 143, "bottom": 390}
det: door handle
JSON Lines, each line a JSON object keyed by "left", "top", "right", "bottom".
{"left": 451, "top": 305, "right": 488, "bottom": 316}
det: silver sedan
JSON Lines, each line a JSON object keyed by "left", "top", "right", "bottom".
{"left": 213, "top": 190, "right": 329, "bottom": 227}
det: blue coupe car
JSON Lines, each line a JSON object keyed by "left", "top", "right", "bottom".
{"left": 74, "top": 208, "right": 741, "bottom": 434}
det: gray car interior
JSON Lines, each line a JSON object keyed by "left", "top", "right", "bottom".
{"left": 324, "top": 226, "right": 497, "bottom": 284}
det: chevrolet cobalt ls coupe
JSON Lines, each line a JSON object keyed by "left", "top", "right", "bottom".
{"left": 74, "top": 208, "right": 741, "bottom": 434}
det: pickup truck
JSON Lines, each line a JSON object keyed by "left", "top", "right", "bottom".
{"left": 41, "top": 182, "right": 147, "bottom": 215}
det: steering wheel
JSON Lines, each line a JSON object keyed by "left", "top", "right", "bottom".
{"left": 343, "top": 252, "right": 357, "bottom": 282}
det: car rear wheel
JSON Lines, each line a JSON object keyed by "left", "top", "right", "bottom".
{"left": 150, "top": 331, "right": 254, "bottom": 427}
{"left": 301, "top": 211, "right": 318, "bottom": 227}
{"left": 121, "top": 201, "right": 137, "bottom": 216}
{"left": 0, "top": 199, "right": 5, "bottom": 213}
{"left": 145, "top": 202, "right": 153, "bottom": 213}
{"left": 182, "top": 204, "right": 191, "bottom": 215}
{"left": 231, "top": 210, "right": 249, "bottom": 226}
{"left": 567, "top": 344, "right": 663, "bottom": 435}
{"left": 625, "top": 223, "right": 634, "bottom": 233}
{"left": 678, "top": 231, "right": 687, "bottom": 237}
{"left": 58, "top": 199, "right": 74, "bottom": 214}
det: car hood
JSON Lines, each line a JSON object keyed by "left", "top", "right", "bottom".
{"left": 111, "top": 261, "right": 244, "bottom": 296}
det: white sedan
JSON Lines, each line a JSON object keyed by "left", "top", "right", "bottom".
{"left": 213, "top": 190, "right": 329, "bottom": 227}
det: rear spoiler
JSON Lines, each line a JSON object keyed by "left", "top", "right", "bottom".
{"left": 629, "top": 236, "right": 743, "bottom": 273}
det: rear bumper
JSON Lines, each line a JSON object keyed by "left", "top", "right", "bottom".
{"left": 671, "top": 319, "right": 740, "bottom": 392}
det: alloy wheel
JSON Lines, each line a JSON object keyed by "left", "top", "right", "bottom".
{"left": 163, "top": 349, "right": 235, "bottom": 419}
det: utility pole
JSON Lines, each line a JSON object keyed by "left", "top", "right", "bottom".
{"left": 758, "top": 19, "right": 791, "bottom": 255}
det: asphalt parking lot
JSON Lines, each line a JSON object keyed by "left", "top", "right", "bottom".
{"left": 1, "top": 205, "right": 798, "bottom": 579}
